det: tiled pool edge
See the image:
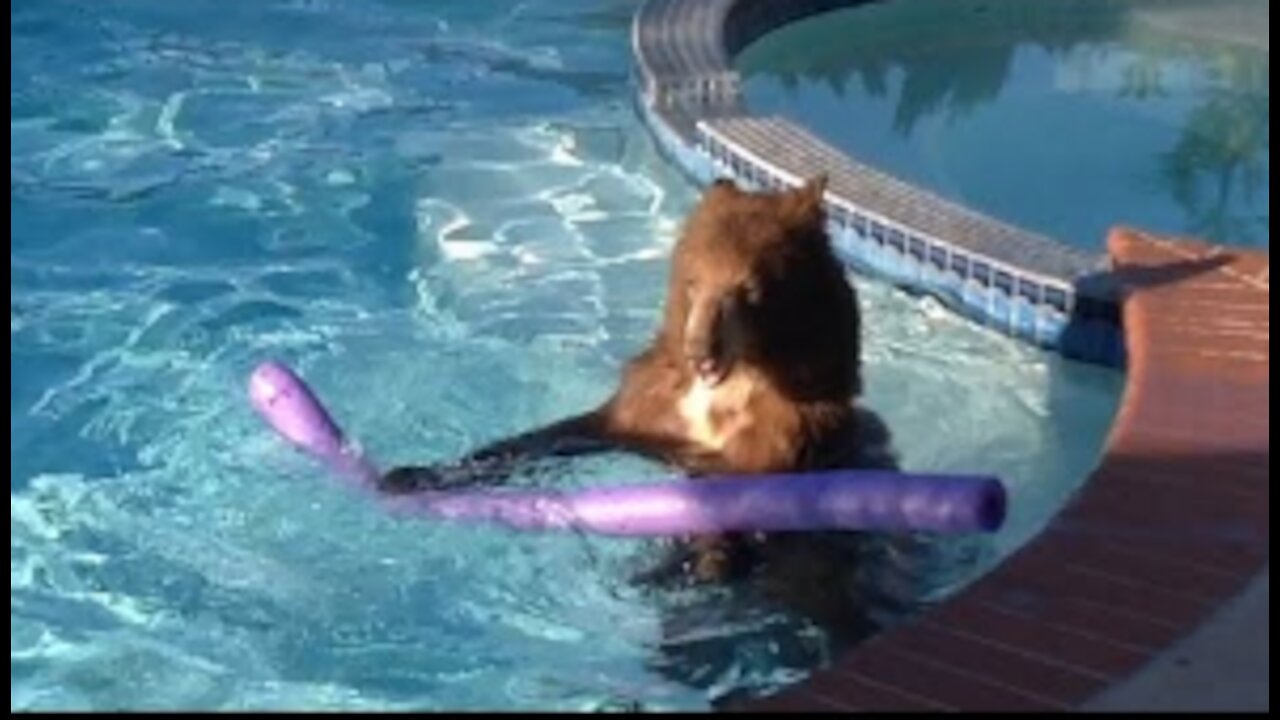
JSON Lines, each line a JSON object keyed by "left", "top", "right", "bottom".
{"left": 632, "top": 0, "right": 1125, "bottom": 368}
{"left": 631, "top": 0, "right": 1270, "bottom": 712}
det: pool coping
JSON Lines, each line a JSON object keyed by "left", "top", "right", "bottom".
{"left": 630, "top": 0, "right": 1270, "bottom": 711}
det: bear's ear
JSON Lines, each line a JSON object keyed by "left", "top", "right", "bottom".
{"left": 800, "top": 174, "right": 828, "bottom": 204}
{"left": 783, "top": 174, "right": 828, "bottom": 225}
{"left": 708, "top": 177, "right": 739, "bottom": 196}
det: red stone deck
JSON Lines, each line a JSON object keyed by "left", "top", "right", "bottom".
{"left": 735, "top": 229, "right": 1270, "bottom": 712}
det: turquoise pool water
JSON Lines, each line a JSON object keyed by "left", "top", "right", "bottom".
{"left": 12, "top": 0, "right": 1122, "bottom": 710}
{"left": 738, "top": 0, "right": 1270, "bottom": 250}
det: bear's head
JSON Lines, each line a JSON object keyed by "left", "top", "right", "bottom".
{"left": 661, "top": 175, "right": 861, "bottom": 400}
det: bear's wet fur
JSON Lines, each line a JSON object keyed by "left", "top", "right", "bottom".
{"left": 381, "top": 175, "right": 893, "bottom": 640}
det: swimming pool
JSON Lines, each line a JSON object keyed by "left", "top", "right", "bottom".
{"left": 738, "top": 0, "right": 1270, "bottom": 251}
{"left": 11, "top": 0, "right": 1122, "bottom": 710}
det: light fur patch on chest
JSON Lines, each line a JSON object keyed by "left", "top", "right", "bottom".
{"left": 677, "top": 373, "right": 757, "bottom": 451}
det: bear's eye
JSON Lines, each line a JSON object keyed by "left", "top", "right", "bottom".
{"left": 742, "top": 282, "right": 763, "bottom": 306}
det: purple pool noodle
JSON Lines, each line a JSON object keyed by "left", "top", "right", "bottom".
{"left": 386, "top": 471, "right": 1005, "bottom": 535}
{"left": 249, "top": 361, "right": 379, "bottom": 484}
{"left": 249, "top": 360, "right": 1006, "bottom": 535}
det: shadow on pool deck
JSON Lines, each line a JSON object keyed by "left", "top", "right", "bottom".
{"left": 1106, "top": 253, "right": 1235, "bottom": 290}
{"left": 1084, "top": 565, "right": 1269, "bottom": 712}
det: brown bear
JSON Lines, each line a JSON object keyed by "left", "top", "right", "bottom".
{"left": 381, "top": 174, "right": 888, "bottom": 615}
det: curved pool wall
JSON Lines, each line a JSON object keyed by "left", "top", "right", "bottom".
{"left": 631, "top": 0, "right": 1125, "bottom": 367}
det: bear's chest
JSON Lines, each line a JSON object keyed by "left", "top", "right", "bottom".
{"left": 676, "top": 373, "right": 759, "bottom": 451}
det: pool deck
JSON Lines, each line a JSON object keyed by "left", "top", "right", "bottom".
{"left": 1084, "top": 566, "right": 1269, "bottom": 711}
{"left": 731, "top": 229, "right": 1270, "bottom": 712}
{"left": 630, "top": 0, "right": 1270, "bottom": 712}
